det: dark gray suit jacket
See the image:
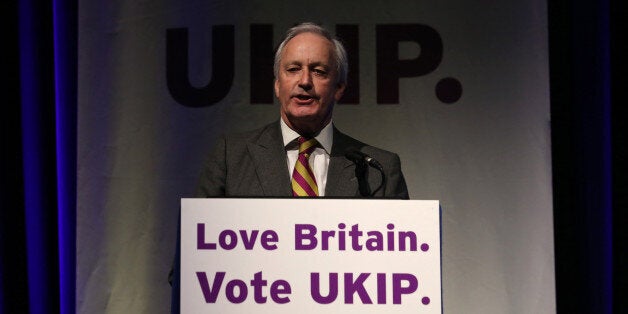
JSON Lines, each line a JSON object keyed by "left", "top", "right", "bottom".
{"left": 171, "top": 121, "right": 408, "bottom": 313}
{"left": 196, "top": 121, "right": 409, "bottom": 199}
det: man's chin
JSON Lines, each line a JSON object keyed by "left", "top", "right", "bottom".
{"left": 291, "top": 114, "right": 317, "bottom": 122}
{"left": 287, "top": 116, "right": 331, "bottom": 134}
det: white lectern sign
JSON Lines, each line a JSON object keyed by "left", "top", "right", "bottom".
{"left": 181, "top": 199, "right": 441, "bottom": 313}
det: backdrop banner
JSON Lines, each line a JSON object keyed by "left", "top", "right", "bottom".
{"left": 78, "top": 0, "right": 554, "bottom": 313}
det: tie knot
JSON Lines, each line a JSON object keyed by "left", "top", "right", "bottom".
{"left": 297, "top": 136, "right": 318, "bottom": 155}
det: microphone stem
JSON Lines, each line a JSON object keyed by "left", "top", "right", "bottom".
{"left": 371, "top": 167, "right": 386, "bottom": 197}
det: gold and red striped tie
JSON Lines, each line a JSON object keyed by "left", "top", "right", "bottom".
{"left": 291, "top": 137, "right": 319, "bottom": 196}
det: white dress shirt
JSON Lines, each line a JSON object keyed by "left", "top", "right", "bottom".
{"left": 280, "top": 119, "right": 333, "bottom": 196}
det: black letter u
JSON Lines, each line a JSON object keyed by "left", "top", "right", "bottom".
{"left": 166, "top": 26, "right": 234, "bottom": 107}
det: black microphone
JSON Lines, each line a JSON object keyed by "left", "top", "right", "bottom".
{"left": 345, "top": 150, "right": 383, "bottom": 171}
{"left": 345, "top": 150, "right": 387, "bottom": 197}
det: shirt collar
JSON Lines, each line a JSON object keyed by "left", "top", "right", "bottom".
{"left": 280, "top": 119, "right": 333, "bottom": 153}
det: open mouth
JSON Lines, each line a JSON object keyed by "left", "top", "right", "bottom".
{"left": 292, "top": 94, "right": 317, "bottom": 104}
{"left": 295, "top": 94, "right": 314, "bottom": 101}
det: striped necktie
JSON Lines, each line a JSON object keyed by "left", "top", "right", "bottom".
{"left": 291, "top": 136, "right": 319, "bottom": 197}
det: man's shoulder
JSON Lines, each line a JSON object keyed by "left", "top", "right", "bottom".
{"left": 332, "top": 126, "right": 408, "bottom": 199}
{"left": 332, "top": 127, "right": 401, "bottom": 161}
{"left": 221, "top": 121, "right": 281, "bottom": 145}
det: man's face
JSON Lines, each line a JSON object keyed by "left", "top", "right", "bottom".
{"left": 275, "top": 32, "right": 345, "bottom": 135}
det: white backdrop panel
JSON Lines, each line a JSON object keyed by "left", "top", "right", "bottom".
{"left": 78, "top": 1, "right": 554, "bottom": 313}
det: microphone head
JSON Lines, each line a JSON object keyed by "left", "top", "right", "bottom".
{"left": 345, "top": 150, "right": 367, "bottom": 163}
{"left": 345, "top": 149, "right": 384, "bottom": 170}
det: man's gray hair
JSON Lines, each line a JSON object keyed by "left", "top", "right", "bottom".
{"left": 273, "top": 22, "right": 348, "bottom": 85}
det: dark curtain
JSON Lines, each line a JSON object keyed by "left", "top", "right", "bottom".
{"left": 0, "top": 0, "right": 625, "bottom": 313}
{"left": 549, "top": 0, "right": 626, "bottom": 313}
{"left": 0, "top": 0, "right": 77, "bottom": 313}
{"left": 1, "top": 1, "right": 29, "bottom": 313}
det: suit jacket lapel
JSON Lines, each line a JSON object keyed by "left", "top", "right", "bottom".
{"left": 246, "top": 122, "right": 292, "bottom": 197}
{"left": 325, "top": 127, "right": 361, "bottom": 197}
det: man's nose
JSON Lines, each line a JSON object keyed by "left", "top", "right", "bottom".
{"left": 298, "top": 70, "right": 312, "bottom": 90}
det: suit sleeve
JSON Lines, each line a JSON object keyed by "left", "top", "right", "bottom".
{"left": 385, "top": 153, "right": 410, "bottom": 199}
{"left": 196, "top": 135, "right": 227, "bottom": 197}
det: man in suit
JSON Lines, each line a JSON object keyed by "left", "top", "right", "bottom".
{"left": 171, "top": 22, "right": 408, "bottom": 313}
{"left": 197, "top": 22, "right": 409, "bottom": 198}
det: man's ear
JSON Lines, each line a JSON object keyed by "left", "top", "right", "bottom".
{"left": 334, "top": 82, "right": 346, "bottom": 102}
{"left": 274, "top": 79, "right": 279, "bottom": 98}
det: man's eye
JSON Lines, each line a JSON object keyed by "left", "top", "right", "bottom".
{"left": 287, "top": 67, "right": 300, "bottom": 72}
{"left": 313, "top": 69, "right": 327, "bottom": 75}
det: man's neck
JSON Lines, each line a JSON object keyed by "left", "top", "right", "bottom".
{"left": 280, "top": 119, "right": 334, "bottom": 153}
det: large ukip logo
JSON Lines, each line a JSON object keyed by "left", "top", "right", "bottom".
{"left": 166, "top": 24, "right": 462, "bottom": 107}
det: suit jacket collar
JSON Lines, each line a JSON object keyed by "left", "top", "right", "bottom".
{"left": 246, "top": 122, "right": 292, "bottom": 197}
{"left": 325, "top": 126, "right": 362, "bottom": 197}
{"left": 245, "top": 121, "right": 362, "bottom": 197}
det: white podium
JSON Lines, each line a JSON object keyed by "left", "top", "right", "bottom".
{"left": 180, "top": 198, "right": 441, "bottom": 313}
